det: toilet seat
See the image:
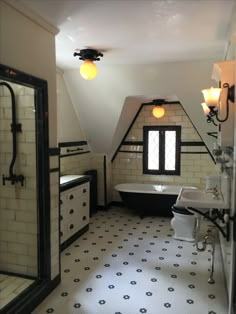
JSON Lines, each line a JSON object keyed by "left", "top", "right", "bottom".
{"left": 172, "top": 205, "right": 193, "bottom": 215}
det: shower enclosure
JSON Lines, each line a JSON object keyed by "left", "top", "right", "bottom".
{"left": 0, "top": 64, "right": 51, "bottom": 313}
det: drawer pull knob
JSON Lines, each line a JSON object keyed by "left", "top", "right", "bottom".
{"left": 69, "top": 209, "right": 74, "bottom": 214}
{"left": 60, "top": 215, "right": 63, "bottom": 220}
{"left": 70, "top": 224, "right": 74, "bottom": 229}
{"left": 83, "top": 189, "right": 86, "bottom": 193}
{"left": 69, "top": 194, "right": 74, "bottom": 200}
{"left": 60, "top": 231, "right": 63, "bottom": 237}
{"left": 83, "top": 216, "right": 87, "bottom": 221}
{"left": 60, "top": 200, "right": 63, "bottom": 205}
{"left": 83, "top": 202, "right": 86, "bottom": 207}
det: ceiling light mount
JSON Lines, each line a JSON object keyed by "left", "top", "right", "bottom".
{"left": 74, "top": 49, "right": 104, "bottom": 80}
{"left": 74, "top": 49, "right": 103, "bottom": 61}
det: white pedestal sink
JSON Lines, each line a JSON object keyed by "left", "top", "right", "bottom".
{"left": 176, "top": 188, "right": 228, "bottom": 213}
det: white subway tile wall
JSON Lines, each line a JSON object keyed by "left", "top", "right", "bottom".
{"left": 60, "top": 150, "right": 105, "bottom": 206}
{"left": 0, "top": 82, "right": 37, "bottom": 276}
{"left": 112, "top": 104, "right": 216, "bottom": 201}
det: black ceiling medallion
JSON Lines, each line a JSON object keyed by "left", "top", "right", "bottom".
{"left": 73, "top": 49, "right": 103, "bottom": 61}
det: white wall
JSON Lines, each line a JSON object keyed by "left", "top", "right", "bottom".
{"left": 57, "top": 69, "right": 86, "bottom": 143}
{"left": 0, "top": 0, "right": 58, "bottom": 146}
{"left": 64, "top": 60, "right": 217, "bottom": 156}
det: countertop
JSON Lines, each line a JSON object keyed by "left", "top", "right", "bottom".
{"left": 60, "top": 174, "right": 90, "bottom": 191}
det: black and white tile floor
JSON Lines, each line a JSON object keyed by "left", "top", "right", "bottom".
{"left": 33, "top": 207, "right": 228, "bottom": 314}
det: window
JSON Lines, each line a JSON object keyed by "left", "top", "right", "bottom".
{"left": 143, "top": 126, "right": 181, "bottom": 175}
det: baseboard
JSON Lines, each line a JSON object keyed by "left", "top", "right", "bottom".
{"left": 2, "top": 275, "right": 60, "bottom": 314}
{"left": 60, "top": 224, "right": 89, "bottom": 252}
{"left": 110, "top": 201, "right": 125, "bottom": 207}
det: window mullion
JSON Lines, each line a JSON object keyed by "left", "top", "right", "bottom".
{"left": 159, "top": 130, "right": 165, "bottom": 172}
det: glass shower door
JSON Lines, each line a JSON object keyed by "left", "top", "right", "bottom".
{"left": 0, "top": 81, "right": 38, "bottom": 309}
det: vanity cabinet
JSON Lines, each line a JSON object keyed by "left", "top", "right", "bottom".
{"left": 60, "top": 177, "right": 90, "bottom": 250}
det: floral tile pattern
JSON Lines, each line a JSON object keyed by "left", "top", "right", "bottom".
{"left": 33, "top": 207, "right": 228, "bottom": 314}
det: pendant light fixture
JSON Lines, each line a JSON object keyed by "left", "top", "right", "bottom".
{"left": 152, "top": 99, "right": 165, "bottom": 118}
{"left": 74, "top": 49, "right": 103, "bottom": 80}
{"left": 152, "top": 105, "right": 165, "bottom": 118}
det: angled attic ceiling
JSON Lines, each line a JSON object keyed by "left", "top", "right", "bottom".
{"left": 18, "top": 0, "right": 236, "bottom": 155}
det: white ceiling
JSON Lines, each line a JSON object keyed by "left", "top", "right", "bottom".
{"left": 20, "top": 0, "right": 235, "bottom": 69}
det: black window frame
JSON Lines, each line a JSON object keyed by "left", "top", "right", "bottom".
{"left": 143, "top": 125, "right": 181, "bottom": 175}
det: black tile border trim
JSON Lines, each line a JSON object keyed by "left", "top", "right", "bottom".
{"left": 121, "top": 141, "right": 205, "bottom": 147}
{"left": 181, "top": 141, "right": 205, "bottom": 146}
{"left": 118, "top": 141, "right": 205, "bottom": 155}
{"left": 122, "top": 141, "right": 144, "bottom": 145}
{"left": 1, "top": 275, "right": 60, "bottom": 314}
{"left": 49, "top": 147, "right": 60, "bottom": 156}
{"left": 60, "top": 150, "right": 90, "bottom": 158}
{"left": 118, "top": 150, "right": 208, "bottom": 155}
{"left": 119, "top": 150, "right": 142, "bottom": 153}
{"left": 181, "top": 152, "right": 209, "bottom": 154}
{"left": 59, "top": 141, "right": 87, "bottom": 147}
{"left": 50, "top": 167, "right": 60, "bottom": 173}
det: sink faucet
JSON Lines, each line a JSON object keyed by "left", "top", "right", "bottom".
{"left": 206, "top": 186, "right": 220, "bottom": 199}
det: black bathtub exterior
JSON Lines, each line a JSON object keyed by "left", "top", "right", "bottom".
{"left": 119, "top": 191, "right": 176, "bottom": 217}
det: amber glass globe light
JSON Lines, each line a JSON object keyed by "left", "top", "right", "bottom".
{"left": 80, "top": 60, "right": 98, "bottom": 80}
{"left": 152, "top": 105, "right": 165, "bottom": 118}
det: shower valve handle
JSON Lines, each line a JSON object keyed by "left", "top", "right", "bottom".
{"left": 2, "top": 174, "right": 25, "bottom": 186}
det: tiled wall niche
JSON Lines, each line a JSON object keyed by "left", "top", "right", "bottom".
{"left": 112, "top": 103, "right": 216, "bottom": 201}
{"left": 0, "top": 81, "right": 38, "bottom": 276}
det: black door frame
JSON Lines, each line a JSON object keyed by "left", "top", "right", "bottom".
{"left": 0, "top": 63, "right": 57, "bottom": 314}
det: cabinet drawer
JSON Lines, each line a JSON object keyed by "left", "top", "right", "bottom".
{"left": 67, "top": 219, "right": 80, "bottom": 238}
{"left": 60, "top": 180, "right": 90, "bottom": 246}
{"left": 70, "top": 182, "right": 89, "bottom": 199}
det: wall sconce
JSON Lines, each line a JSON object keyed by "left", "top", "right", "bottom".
{"left": 201, "top": 84, "right": 235, "bottom": 125}
{"left": 74, "top": 49, "right": 103, "bottom": 80}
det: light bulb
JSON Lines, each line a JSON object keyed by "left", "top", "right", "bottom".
{"left": 152, "top": 106, "right": 165, "bottom": 118}
{"left": 202, "top": 87, "right": 221, "bottom": 107}
{"left": 80, "top": 60, "right": 98, "bottom": 80}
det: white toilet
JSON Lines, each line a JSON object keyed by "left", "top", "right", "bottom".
{"left": 171, "top": 206, "right": 196, "bottom": 242}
